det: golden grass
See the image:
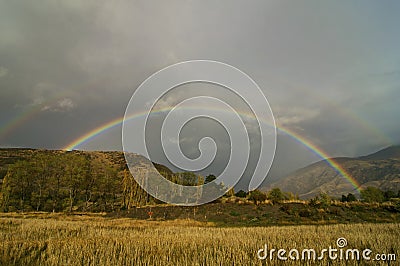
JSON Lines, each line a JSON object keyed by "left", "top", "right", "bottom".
{"left": 0, "top": 213, "right": 399, "bottom": 265}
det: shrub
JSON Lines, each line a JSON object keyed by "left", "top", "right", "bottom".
{"left": 299, "top": 209, "right": 312, "bottom": 217}
{"left": 248, "top": 190, "right": 267, "bottom": 205}
{"left": 279, "top": 204, "right": 291, "bottom": 214}
{"left": 267, "top": 188, "right": 286, "bottom": 203}
{"left": 308, "top": 193, "right": 331, "bottom": 209}
{"left": 361, "top": 187, "right": 384, "bottom": 203}
{"left": 235, "top": 190, "right": 247, "bottom": 198}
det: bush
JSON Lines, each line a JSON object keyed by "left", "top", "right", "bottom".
{"left": 319, "top": 193, "right": 331, "bottom": 208}
{"left": 341, "top": 193, "right": 357, "bottom": 202}
{"left": 299, "top": 209, "right": 312, "bottom": 218}
{"left": 361, "top": 187, "right": 384, "bottom": 203}
{"left": 384, "top": 190, "right": 396, "bottom": 201}
{"left": 235, "top": 190, "right": 247, "bottom": 198}
{"left": 279, "top": 204, "right": 290, "bottom": 214}
{"left": 309, "top": 193, "right": 331, "bottom": 208}
{"left": 267, "top": 188, "right": 286, "bottom": 203}
{"left": 248, "top": 190, "right": 267, "bottom": 205}
{"left": 229, "top": 211, "right": 240, "bottom": 217}
{"left": 205, "top": 174, "right": 216, "bottom": 184}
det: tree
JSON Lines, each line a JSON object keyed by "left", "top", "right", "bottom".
{"left": 347, "top": 193, "right": 357, "bottom": 202}
{"left": 64, "top": 153, "right": 87, "bottom": 212}
{"left": 224, "top": 187, "right": 235, "bottom": 197}
{"left": 2, "top": 160, "right": 34, "bottom": 211}
{"left": 31, "top": 154, "right": 50, "bottom": 211}
{"left": 81, "top": 154, "right": 95, "bottom": 211}
{"left": 121, "top": 169, "right": 134, "bottom": 210}
{"left": 47, "top": 154, "right": 65, "bottom": 212}
{"left": 309, "top": 193, "right": 331, "bottom": 208}
{"left": 96, "top": 164, "right": 119, "bottom": 212}
{"left": 341, "top": 193, "right": 357, "bottom": 202}
{"left": 205, "top": 174, "right": 217, "bottom": 184}
{"left": 1, "top": 172, "right": 11, "bottom": 212}
{"left": 384, "top": 190, "right": 396, "bottom": 201}
{"left": 341, "top": 195, "right": 347, "bottom": 202}
{"left": 318, "top": 193, "right": 331, "bottom": 208}
{"left": 361, "top": 187, "right": 384, "bottom": 203}
{"left": 267, "top": 188, "right": 286, "bottom": 203}
{"left": 235, "top": 190, "right": 247, "bottom": 198}
{"left": 179, "top": 172, "right": 200, "bottom": 186}
{"left": 248, "top": 189, "right": 267, "bottom": 205}
{"left": 284, "top": 191, "right": 296, "bottom": 201}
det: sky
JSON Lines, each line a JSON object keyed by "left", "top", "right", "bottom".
{"left": 0, "top": 1, "right": 399, "bottom": 189}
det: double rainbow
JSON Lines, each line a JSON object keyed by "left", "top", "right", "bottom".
{"left": 62, "top": 107, "right": 362, "bottom": 192}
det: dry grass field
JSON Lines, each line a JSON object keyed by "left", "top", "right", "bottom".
{"left": 0, "top": 213, "right": 399, "bottom": 265}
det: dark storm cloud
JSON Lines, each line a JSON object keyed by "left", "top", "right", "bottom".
{"left": 1, "top": 1, "right": 400, "bottom": 188}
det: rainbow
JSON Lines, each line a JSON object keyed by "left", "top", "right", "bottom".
{"left": 63, "top": 116, "right": 125, "bottom": 151}
{"left": 62, "top": 107, "right": 361, "bottom": 192}
{"left": 1, "top": 76, "right": 391, "bottom": 149}
{"left": 0, "top": 101, "right": 49, "bottom": 139}
{"left": 276, "top": 127, "right": 361, "bottom": 192}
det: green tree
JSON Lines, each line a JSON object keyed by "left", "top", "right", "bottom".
{"left": 384, "top": 190, "right": 396, "bottom": 201}
{"left": 235, "top": 190, "right": 247, "bottom": 198}
{"left": 341, "top": 194, "right": 347, "bottom": 202}
{"left": 95, "top": 162, "right": 119, "bottom": 212}
{"left": 267, "top": 188, "right": 286, "bottom": 203}
{"left": 30, "top": 154, "right": 50, "bottom": 211}
{"left": 178, "top": 172, "right": 200, "bottom": 186}
{"left": 205, "top": 174, "right": 217, "bottom": 184}
{"left": 309, "top": 193, "right": 331, "bottom": 208}
{"left": 47, "top": 154, "right": 65, "bottom": 212}
{"left": 284, "top": 191, "right": 296, "bottom": 201}
{"left": 64, "top": 153, "right": 87, "bottom": 212}
{"left": 121, "top": 169, "right": 134, "bottom": 209}
{"left": 318, "top": 193, "right": 331, "bottom": 208}
{"left": 248, "top": 189, "right": 267, "bottom": 205}
{"left": 1, "top": 172, "right": 11, "bottom": 212}
{"left": 347, "top": 193, "right": 357, "bottom": 202}
{"left": 2, "top": 160, "right": 35, "bottom": 211}
{"left": 341, "top": 193, "right": 357, "bottom": 202}
{"left": 361, "top": 187, "right": 384, "bottom": 203}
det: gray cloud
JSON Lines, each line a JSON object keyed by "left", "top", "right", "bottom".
{"left": 1, "top": 1, "right": 400, "bottom": 189}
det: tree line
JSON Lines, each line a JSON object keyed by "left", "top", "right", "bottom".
{"left": 1, "top": 150, "right": 399, "bottom": 212}
{"left": 235, "top": 187, "right": 400, "bottom": 206}
{"left": 0, "top": 151, "right": 206, "bottom": 212}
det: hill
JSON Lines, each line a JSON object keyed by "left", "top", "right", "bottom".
{"left": 0, "top": 148, "right": 191, "bottom": 212}
{"left": 2, "top": 147, "right": 400, "bottom": 210}
{"left": 359, "top": 145, "right": 400, "bottom": 160}
{"left": 263, "top": 146, "right": 400, "bottom": 199}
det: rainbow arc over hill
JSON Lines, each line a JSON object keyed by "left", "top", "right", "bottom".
{"left": 63, "top": 107, "right": 362, "bottom": 192}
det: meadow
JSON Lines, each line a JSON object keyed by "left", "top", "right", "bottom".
{"left": 0, "top": 213, "right": 398, "bottom": 265}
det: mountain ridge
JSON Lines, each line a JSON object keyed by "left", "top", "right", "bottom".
{"left": 263, "top": 145, "right": 400, "bottom": 199}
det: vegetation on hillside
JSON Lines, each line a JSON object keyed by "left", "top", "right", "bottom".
{"left": 0, "top": 149, "right": 206, "bottom": 212}
{"left": 265, "top": 146, "right": 400, "bottom": 199}
{"left": 1, "top": 149, "right": 399, "bottom": 217}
